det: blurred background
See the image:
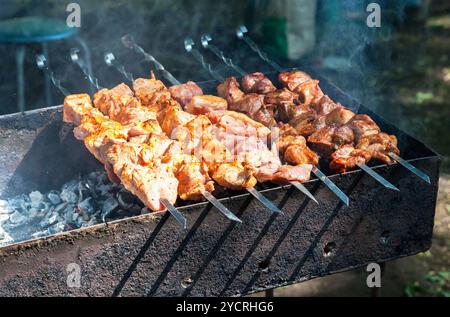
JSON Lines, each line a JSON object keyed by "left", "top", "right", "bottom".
{"left": 0, "top": 0, "right": 448, "bottom": 296}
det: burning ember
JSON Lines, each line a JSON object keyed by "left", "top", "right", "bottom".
{"left": 0, "top": 171, "right": 145, "bottom": 247}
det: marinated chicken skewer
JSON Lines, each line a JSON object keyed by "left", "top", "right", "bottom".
{"left": 42, "top": 55, "right": 188, "bottom": 228}
{"left": 122, "top": 38, "right": 285, "bottom": 213}
{"left": 201, "top": 35, "right": 400, "bottom": 192}
{"left": 236, "top": 27, "right": 430, "bottom": 184}
{"left": 90, "top": 72, "right": 245, "bottom": 222}
{"left": 133, "top": 73, "right": 283, "bottom": 214}
{"left": 62, "top": 94, "right": 185, "bottom": 220}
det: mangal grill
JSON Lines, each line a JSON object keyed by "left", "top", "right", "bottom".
{"left": 0, "top": 29, "right": 440, "bottom": 297}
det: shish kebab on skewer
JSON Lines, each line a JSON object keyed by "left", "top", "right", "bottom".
{"left": 235, "top": 25, "right": 431, "bottom": 184}
{"left": 193, "top": 34, "right": 402, "bottom": 191}
{"left": 101, "top": 53, "right": 315, "bottom": 211}
{"left": 59, "top": 48, "right": 321, "bottom": 220}
{"left": 122, "top": 35, "right": 320, "bottom": 204}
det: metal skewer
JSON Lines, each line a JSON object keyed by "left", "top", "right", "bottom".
{"left": 388, "top": 152, "right": 431, "bottom": 184}
{"left": 184, "top": 38, "right": 225, "bottom": 82}
{"left": 36, "top": 55, "right": 70, "bottom": 96}
{"left": 104, "top": 52, "right": 134, "bottom": 83}
{"left": 70, "top": 48, "right": 103, "bottom": 90}
{"left": 121, "top": 34, "right": 181, "bottom": 85}
{"left": 246, "top": 187, "right": 282, "bottom": 213}
{"left": 161, "top": 199, "right": 188, "bottom": 229}
{"left": 114, "top": 42, "right": 242, "bottom": 223}
{"left": 236, "top": 25, "right": 283, "bottom": 72}
{"left": 200, "top": 34, "right": 247, "bottom": 77}
{"left": 311, "top": 167, "right": 349, "bottom": 206}
{"left": 356, "top": 163, "right": 399, "bottom": 191}
{"left": 37, "top": 55, "right": 188, "bottom": 229}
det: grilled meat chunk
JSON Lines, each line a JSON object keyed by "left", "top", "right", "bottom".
{"left": 356, "top": 133, "right": 399, "bottom": 164}
{"left": 264, "top": 88, "right": 298, "bottom": 108}
{"left": 278, "top": 71, "right": 312, "bottom": 91}
{"left": 314, "top": 95, "right": 340, "bottom": 116}
{"left": 217, "top": 77, "right": 245, "bottom": 105}
{"left": 133, "top": 77, "right": 175, "bottom": 112}
{"left": 292, "top": 79, "right": 324, "bottom": 106}
{"left": 273, "top": 164, "right": 313, "bottom": 184}
{"left": 169, "top": 81, "right": 204, "bottom": 107}
{"left": 347, "top": 114, "right": 381, "bottom": 142}
{"left": 185, "top": 95, "right": 228, "bottom": 116}
{"left": 329, "top": 144, "right": 372, "bottom": 174}
{"left": 325, "top": 107, "right": 355, "bottom": 126}
{"left": 63, "top": 93, "right": 93, "bottom": 126}
{"left": 241, "top": 72, "right": 276, "bottom": 94}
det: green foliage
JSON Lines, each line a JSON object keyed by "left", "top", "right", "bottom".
{"left": 405, "top": 271, "right": 450, "bottom": 297}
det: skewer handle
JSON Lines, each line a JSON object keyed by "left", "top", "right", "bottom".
{"left": 104, "top": 52, "right": 134, "bottom": 83}
{"left": 200, "top": 34, "right": 247, "bottom": 77}
{"left": 122, "top": 35, "right": 181, "bottom": 85}
{"left": 70, "top": 48, "right": 103, "bottom": 90}
{"left": 36, "top": 55, "right": 70, "bottom": 97}
{"left": 236, "top": 25, "right": 284, "bottom": 72}
{"left": 184, "top": 38, "right": 225, "bottom": 82}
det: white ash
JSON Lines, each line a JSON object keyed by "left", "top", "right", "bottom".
{"left": 0, "top": 171, "right": 144, "bottom": 247}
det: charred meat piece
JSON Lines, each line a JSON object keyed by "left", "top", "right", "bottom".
{"left": 93, "top": 83, "right": 157, "bottom": 126}
{"left": 277, "top": 133, "right": 319, "bottom": 166}
{"left": 292, "top": 79, "right": 324, "bottom": 106}
{"left": 211, "top": 162, "right": 257, "bottom": 190}
{"left": 229, "top": 93, "right": 265, "bottom": 116}
{"left": 329, "top": 144, "right": 372, "bottom": 174}
{"left": 325, "top": 107, "right": 355, "bottom": 126}
{"left": 356, "top": 133, "right": 399, "bottom": 164}
{"left": 347, "top": 114, "right": 380, "bottom": 142}
{"left": 264, "top": 88, "right": 298, "bottom": 108}
{"left": 279, "top": 70, "right": 312, "bottom": 91}
{"left": 217, "top": 77, "right": 245, "bottom": 105}
{"left": 169, "top": 81, "right": 204, "bottom": 107}
{"left": 175, "top": 157, "right": 215, "bottom": 201}
{"left": 308, "top": 126, "right": 337, "bottom": 158}
{"left": 107, "top": 143, "right": 179, "bottom": 211}
{"left": 313, "top": 95, "right": 340, "bottom": 116}
{"left": 278, "top": 102, "right": 312, "bottom": 123}
{"left": 253, "top": 107, "right": 278, "bottom": 127}
{"left": 241, "top": 72, "right": 277, "bottom": 94}
{"left": 158, "top": 105, "right": 258, "bottom": 190}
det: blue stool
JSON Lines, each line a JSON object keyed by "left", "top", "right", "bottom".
{"left": 0, "top": 16, "right": 92, "bottom": 113}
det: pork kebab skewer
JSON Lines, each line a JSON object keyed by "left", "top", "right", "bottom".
{"left": 37, "top": 53, "right": 188, "bottom": 228}
{"left": 197, "top": 33, "right": 404, "bottom": 192}
{"left": 235, "top": 25, "right": 431, "bottom": 185}
{"left": 70, "top": 50, "right": 249, "bottom": 222}
{"left": 182, "top": 36, "right": 348, "bottom": 205}
{"left": 100, "top": 50, "right": 304, "bottom": 213}
{"left": 121, "top": 35, "right": 318, "bottom": 206}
